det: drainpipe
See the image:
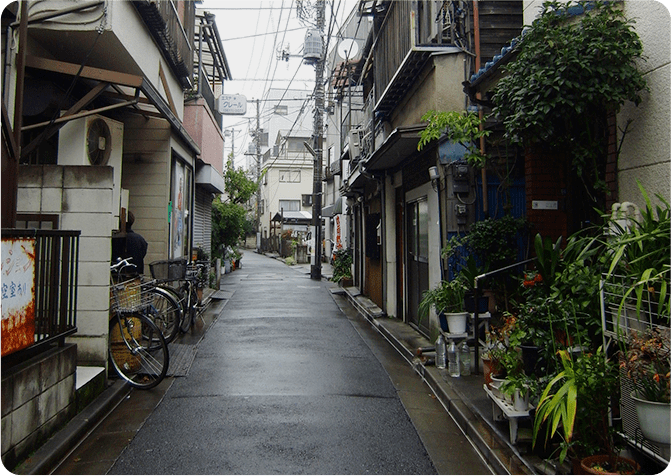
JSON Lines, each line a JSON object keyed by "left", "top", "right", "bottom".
{"left": 473, "top": 0, "right": 488, "bottom": 217}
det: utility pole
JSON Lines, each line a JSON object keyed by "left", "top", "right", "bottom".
{"left": 255, "top": 99, "right": 262, "bottom": 236}
{"left": 310, "top": 0, "right": 325, "bottom": 280}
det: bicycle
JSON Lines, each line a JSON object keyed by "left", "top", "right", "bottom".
{"left": 143, "top": 282, "right": 181, "bottom": 344}
{"left": 149, "top": 259, "right": 209, "bottom": 333}
{"left": 178, "top": 261, "right": 209, "bottom": 333}
{"left": 111, "top": 257, "right": 182, "bottom": 344}
{"left": 109, "top": 259, "right": 169, "bottom": 389}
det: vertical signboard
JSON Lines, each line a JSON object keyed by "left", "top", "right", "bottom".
{"left": 1, "top": 238, "right": 36, "bottom": 356}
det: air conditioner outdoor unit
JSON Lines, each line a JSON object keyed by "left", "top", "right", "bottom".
{"left": 348, "top": 129, "right": 361, "bottom": 160}
{"left": 58, "top": 114, "right": 124, "bottom": 219}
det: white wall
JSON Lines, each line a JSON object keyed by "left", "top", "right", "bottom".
{"left": 618, "top": 1, "right": 671, "bottom": 207}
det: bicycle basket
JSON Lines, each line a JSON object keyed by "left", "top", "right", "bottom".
{"left": 149, "top": 258, "right": 187, "bottom": 280}
{"left": 110, "top": 278, "right": 154, "bottom": 313}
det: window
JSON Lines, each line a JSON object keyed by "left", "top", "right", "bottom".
{"left": 278, "top": 200, "right": 300, "bottom": 212}
{"left": 274, "top": 105, "right": 288, "bottom": 115}
{"left": 279, "top": 169, "right": 301, "bottom": 183}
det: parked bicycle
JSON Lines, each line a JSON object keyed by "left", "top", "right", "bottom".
{"left": 149, "top": 259, "right": 210, "bottom": 333}
{"left": 109, "top": 259, "right": 169, "bottom": 389}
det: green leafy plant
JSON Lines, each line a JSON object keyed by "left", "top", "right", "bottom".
{"left": 443, "top": 216, "right": 527, "bottom": 272}
{"left": 418, "top": 278, "right": 466, "bottom": 319}
{"left": 212, "top": 156, "right": 259, "bottom": 259}
{"left": 606, "top": 182, "right": 670, "bottom": 320}
{"left": 331, "top": 248, "right": 353, "bottom": 283}
{"left": 533, "top": 348, "right": 620, "bottom": 464}
{"left": 417, "top": 111, "right": 490, "bottom": 168}
{"left": 492, "top": 1, "right": 647, "bottom": 198}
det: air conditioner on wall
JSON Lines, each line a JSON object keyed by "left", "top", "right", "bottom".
{"left": 348, "top": 129, "right": 361, "bottom": 161}
{"left": 58, "top": 114, "right": 124, "bottom": 219}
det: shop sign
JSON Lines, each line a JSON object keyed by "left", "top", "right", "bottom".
{"left": 1, "top": 238, "right": 36, "bottom": 356}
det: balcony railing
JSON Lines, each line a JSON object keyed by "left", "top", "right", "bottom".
{"left": 132, "top": 0, "right": 194, "bottom": 89}
{"left": 371, "top": 1, "right": 465, "bottom": 117}
{"left": 1, "top": 229, "right": 79, "bottom": 364}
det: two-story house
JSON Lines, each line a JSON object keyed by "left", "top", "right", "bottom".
{"left": 329, "top": 1, "right": 524, "bottom": 335}
{"left": 1, "top": 1, "right": 229, "bottom": 467}
{"left": 260, "top": 129, "right": 314, "bottom": 258}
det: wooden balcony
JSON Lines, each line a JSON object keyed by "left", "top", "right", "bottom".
{"left": 371, "top": 1, "right": 461, "bottom": 118}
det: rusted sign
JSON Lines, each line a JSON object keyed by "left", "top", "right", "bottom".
{"left": 1, "top": 237, "right": 36, "bottom": 356}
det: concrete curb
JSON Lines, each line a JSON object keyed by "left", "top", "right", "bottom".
{"left": 342, "top": 287, "right": 537, "bottom": 475}
{"left": 15, "top": 380, "right": 130, "bottom": 475}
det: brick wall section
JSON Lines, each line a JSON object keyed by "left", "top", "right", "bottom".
{"left": 524, "top": 146, "right": 568, "bottom": 242}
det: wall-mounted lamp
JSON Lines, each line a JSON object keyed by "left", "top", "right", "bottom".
{"left": 428, "top": 166, "right": 440, "bottom": 181}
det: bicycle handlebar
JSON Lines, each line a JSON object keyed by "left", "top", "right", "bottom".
{"left": 110, "top": 257, "right": 137, "bottom": 273}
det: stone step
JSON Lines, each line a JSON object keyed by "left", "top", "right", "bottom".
{"left": 75, "top": 366, "right": 106, "bottom": 413}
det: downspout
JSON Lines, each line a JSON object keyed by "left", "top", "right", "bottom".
{"left": 437, "top": 169, "right": 445, "bottom": 280}
{"left": 473, "top": 0, "right": 488, "bottom": 217}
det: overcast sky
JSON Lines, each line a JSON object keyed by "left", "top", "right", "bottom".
{"left": 199, "top": 1, "right": 357, "bottom": 168}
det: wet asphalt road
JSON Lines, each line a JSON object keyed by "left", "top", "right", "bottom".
{"left": 109, "top": 253, "right": 437, "bottom": 474}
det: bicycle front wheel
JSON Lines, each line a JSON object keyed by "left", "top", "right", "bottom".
{"left": 109, "top": 313, "right": 169, "bottom": 389}
{"left": 145, "top": 287, "right": 181, "bottom": 344}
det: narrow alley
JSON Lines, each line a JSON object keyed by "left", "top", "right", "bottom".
{"left": 53, "top": 252, "right": 491, "bottom": 475}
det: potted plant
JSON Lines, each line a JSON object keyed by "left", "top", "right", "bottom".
{"left": 619, "top": 327, "right": 671, "bottom": 445}
{"left": 418, "top": 278, "right": 468, "bottom": 334}
{"left": 331, "top": 248, "right": 353, "bottom": 287}
{"left": 482, "top": 313, "right": 517, "bottom": 384}
{"left": 533, "top": 348, "right": 640, "bottom": 474}
{"left": 443, "top": 215, "right": 528, "bottom": 315}
{"left": 605, "top": 182, "right": 670, "bottom": 323}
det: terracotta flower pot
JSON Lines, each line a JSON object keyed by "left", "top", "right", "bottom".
{"left": 579, "top": 455, "right": 640, "bottom": 475}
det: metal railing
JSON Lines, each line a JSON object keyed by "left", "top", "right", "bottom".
{"left": 132, "top": 0, "right": 194, "bottom": 87}
{"left": 1, "top": 229, "right": 79, "bottom": 363}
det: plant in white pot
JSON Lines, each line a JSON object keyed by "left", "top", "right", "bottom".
{"left": 418, "top": 278, "right": 468, "bottom": 334}
{"left": 620, "top": 327, "right": 671, "bottom": 446}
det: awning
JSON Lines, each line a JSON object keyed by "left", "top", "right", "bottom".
{"left": 195, "top": 163, "right": 225, "bottom": 194}
{"left": 322, "top": 196, "right": 343, "bottom": 217}
{"left": 271, "top": 211, "right": 312, "bottom": 224}
{"left": 363, "top": 124, "right": 425, "bottom": 172}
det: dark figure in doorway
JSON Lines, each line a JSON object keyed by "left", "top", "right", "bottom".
{"left": 124, "top": 211, "right": 148, "bottom": 276}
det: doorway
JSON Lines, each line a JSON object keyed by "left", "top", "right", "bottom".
{"left": 406, "top": 197, "right": 429, "bottom": 334}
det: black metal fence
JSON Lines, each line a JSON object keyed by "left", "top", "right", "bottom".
{"left": 1, "top": 229, "right": 79, "bottom": 363}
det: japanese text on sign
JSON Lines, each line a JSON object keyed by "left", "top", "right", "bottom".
{"left": 217, "top": 94, "right": 247, "bottom": 115}
{"left": 1, "top": 238, "right": 36, "bottom": 356}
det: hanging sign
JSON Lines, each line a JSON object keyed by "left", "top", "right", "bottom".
{"left": 1, "top": 238, "right": 36, "bottom": 356}
{"left": 217, "top": 94, "right": 247, "bottom": 115}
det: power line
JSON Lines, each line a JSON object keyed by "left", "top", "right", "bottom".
{"left": 221, "top": 27, "right": 305, "bottom": 42}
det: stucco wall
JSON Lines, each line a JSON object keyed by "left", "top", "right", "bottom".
{"left": 184, "top": 99, "right": 225, "bottom": 174}
{"left": 390, "top": 53, "right": 468, "bottom": 130}
{"left": 618, "top": 1, "right": 671, "bottom": 207}
{"left": 17, "top": 166, "right": 114, "bottom": 367}
{"left": 122, "top": 116, "right": 172, "bottom": 267}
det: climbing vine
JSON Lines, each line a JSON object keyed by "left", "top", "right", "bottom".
{"left": 492, "top": 1, "right": 647, "bottom": 196}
